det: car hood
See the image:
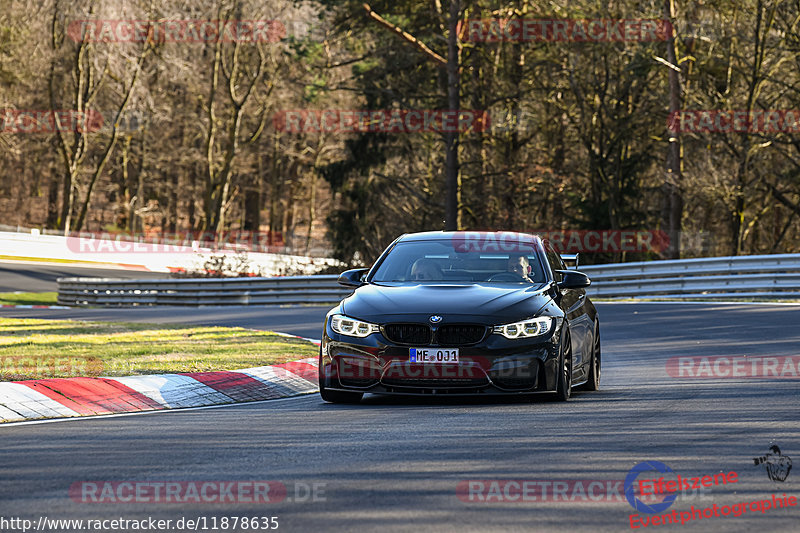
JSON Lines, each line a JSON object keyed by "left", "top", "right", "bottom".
{"left": 341, "top": 282, "right": 553, "bottom": 324}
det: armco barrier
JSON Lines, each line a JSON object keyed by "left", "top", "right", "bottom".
{"left": 57, "top": 254, "right": 800, "bottom": 306}
{"left": 578, "top": 254, "right": 800, "bottom": 300}
{"left": 57, "top": 275, "right": 354, "bottom": 306}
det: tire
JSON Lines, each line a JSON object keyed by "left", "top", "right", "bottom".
{"left": 318, "top": 349, "right": 364, "bottom": 404}
{"left": 579, "top": 321, "right": 601, "bottom": 392}
{"left": 554, "top": 330, "right": 572, "bottom": 401}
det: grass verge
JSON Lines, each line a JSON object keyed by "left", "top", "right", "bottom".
{"left": 0, "top": 292, "right": 59, "bottom": 306}
{"left": 0, "top": 317, "right": 318, "bottom": 380}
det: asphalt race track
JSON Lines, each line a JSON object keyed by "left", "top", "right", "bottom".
{"left": 0, "top": 261, "right": 172, "bottom": 293}
{"left": 1, "top": 302, "right": 799, "bottom": 532}
{"left": 0, "top": 305, "right": 330, "bottom": 339}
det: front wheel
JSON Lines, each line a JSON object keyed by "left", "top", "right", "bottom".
{"left": 318, "top": 350, "right": 363, "bottom": 404}
{"left": 554, "top": 330, "right": 572, "bottom": 401}
{"left": 579, "top": 321, "right": 601, "bottom": 392}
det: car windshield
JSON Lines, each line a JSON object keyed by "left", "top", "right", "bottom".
{"left": 370, "top": 239, "right": 546, "bottom": 284}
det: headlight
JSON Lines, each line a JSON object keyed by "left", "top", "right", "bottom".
{"left": 330, "top": 314, "right": 379, "bottom": 338}
{"left": 493, "top": 317, "right": 554, "bottom": 339}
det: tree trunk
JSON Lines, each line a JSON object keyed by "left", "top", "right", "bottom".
{"left": 45, "top": 152, "right": 60, "bottom": 228}
{"left": 662, "top": 0, "right": 683, "bottom": 259}
{"left": 444, "top": 0, "right": 461, "bottom": 230}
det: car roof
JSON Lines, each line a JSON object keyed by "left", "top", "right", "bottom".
{"left": 396, "top": 231, "right": 544, "bottom": 244}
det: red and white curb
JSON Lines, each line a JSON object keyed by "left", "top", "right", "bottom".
{"left": 273, "top": 332, "right": 322, "bottom": 346}
{"left": 0, "top": 357, "right": 320, "bottom": 424}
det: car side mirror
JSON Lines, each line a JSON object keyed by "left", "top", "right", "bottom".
{"left": 338, "top": 268, "right": 369, "bottom": 288}
{"left": 555, "top": 270, "right": 591, "bottom": 290}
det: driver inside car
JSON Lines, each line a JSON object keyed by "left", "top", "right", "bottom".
{"left": 507, "top": 255, "right": 534, "bottom": 282}
{"left": 410, "top": 258, "right": 442, "bottom": 281}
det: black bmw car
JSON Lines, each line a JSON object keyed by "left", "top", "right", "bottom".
{"left": 319, "top": 231, "right": 600, "bottom": 403}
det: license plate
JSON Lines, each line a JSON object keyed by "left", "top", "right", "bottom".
{"left": 410, "top": 348, "right": 460, "bottom": 363}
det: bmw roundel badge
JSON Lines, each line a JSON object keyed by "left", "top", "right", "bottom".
{"left": 430, "top": 315, "right": 443, "bottom": 323}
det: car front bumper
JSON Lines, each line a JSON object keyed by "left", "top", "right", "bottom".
{"left": 320, "top": 325, "right": 562, "bottom": 396}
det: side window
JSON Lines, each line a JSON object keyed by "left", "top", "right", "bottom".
{"left": 526, "top": 254, "right": 546, "bottom": 283}
{"left": 545, "top": 244, "right": 563, "bottom": 282}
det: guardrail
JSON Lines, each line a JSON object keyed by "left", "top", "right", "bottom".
{"left": 579, "top": 254, "right": 800, "bottom": 300}
{"left": 57, "top": 254, "right": 800, "bottom": 306}
{"left": 57, "top": 276, "right": 353, "bottom": 307}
